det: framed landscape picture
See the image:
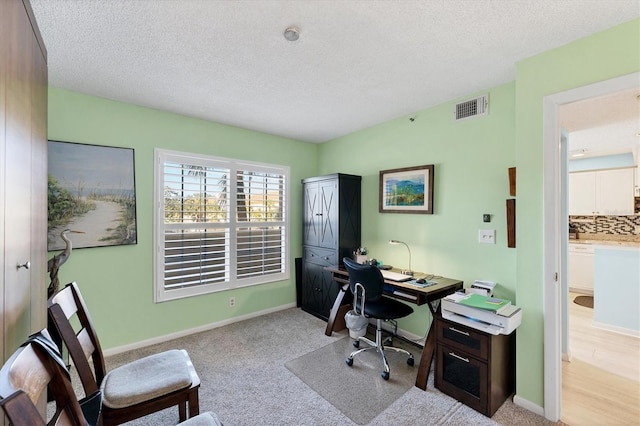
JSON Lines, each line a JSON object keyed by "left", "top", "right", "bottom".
{"left": 379, "top": 164, "right": 434, "bottom": 214}
{"left": 47, "top": 140, "right": 137, "bottom": 251}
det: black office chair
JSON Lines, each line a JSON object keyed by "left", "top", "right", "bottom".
{"left": 342, "top": 258, "right": 414, "bottom": 380}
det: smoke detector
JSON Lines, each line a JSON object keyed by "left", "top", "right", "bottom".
{"left": 284, "top": 26, "right": 300, "bottom": 41}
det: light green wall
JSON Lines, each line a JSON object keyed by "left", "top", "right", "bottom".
{"left": 317, "top": 17, "right": 639, "bottom": 409}
{"left": 514, "top": 18, "right": 639, "bottom": 407}
{"left": 48, "top": 88, "right": 318, "bottom": 349}
{"left": 318, "top": 82, "right": 517, "bottom": 336}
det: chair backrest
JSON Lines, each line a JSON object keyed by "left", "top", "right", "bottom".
{"left": 0, "top": 390, "right": 46, "bottom": 426}
{"left": 342, "top": 258, "right": 385, "bottom": 302}
{"left": 48, "top": 282, "right": 105, "bottom": 398}
{"left": 0, "top": 329, "right": 87, "bottom": 426}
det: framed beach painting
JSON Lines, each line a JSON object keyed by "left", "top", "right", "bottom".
{"left": 47, "top": 140, "right": 137, "bottom": 250}
{"left": 379, "top": 164, "right": 434, "bottom": 214}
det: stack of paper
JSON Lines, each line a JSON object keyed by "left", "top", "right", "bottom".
{"left": 458, "top": 293, "right": 512, "bottom": 315}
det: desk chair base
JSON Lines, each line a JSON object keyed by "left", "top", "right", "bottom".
{"left": 345, "top": 319, "right": 414, "bottom": 380}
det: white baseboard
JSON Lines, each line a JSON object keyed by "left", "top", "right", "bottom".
{"left": 103, "top": 302, "right": 297, "bottom": 357}
{"left": 513, "top": 395, "right": 545, "bottom": 417}
{"left": 376, "top": 319, "right": 427, "bottom": 346}
{"left": 591, "top": 320, "right": 639, "bottom": 338}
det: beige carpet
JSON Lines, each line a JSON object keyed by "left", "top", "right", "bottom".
{"left": 285, "top": 335, "right": 424, "bottom": 425}
{"left": 52, "top": 307, "right": 557, "bottom": 425}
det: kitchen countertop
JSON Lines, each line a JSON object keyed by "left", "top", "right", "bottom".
{"left": 570, "top": 239, "right": 640, "bottom": 248}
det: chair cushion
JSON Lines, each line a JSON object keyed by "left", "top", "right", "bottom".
{"left": 100, "top": 349, "right": 193, "bottom": 409}
{"left": 179, "top": 412, "right": 223, "bottom": 426}
{"left": 359, "top": 296, "right": 414, "bottom": 320}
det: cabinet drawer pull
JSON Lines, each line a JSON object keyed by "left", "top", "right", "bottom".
{"left": 448, "top": 352, "right": 470, "bottom": 363}
{"left": 448, "top": 326, "right": 470, "bottom": 336}
{"left": 323, "top": 256, "right": 330, "bottom": 260}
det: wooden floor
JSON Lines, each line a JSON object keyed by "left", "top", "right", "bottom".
{"left": 562, "top": 293, "right": 640, "bottom": 425}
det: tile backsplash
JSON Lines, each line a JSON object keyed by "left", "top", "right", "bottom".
{"left": 569, "top": 215, "right": 640, "bottom": 240}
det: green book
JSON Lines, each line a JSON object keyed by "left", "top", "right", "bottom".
{"left": 458, "top": 293, "right": 511, "bottom": 313}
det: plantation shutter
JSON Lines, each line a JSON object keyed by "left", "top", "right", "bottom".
{"left": 235, "top": 169, "right": 286, "bottom": 279}
{"left": 155, "top": 149, "right": 289, "bottom": 302}
{"left": 163, "top": 161, "right": 231, "bottom": 291}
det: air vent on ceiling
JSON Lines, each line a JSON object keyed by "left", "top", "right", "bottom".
{"left": 454, "top": 94, "right": 489, "bottom": 121}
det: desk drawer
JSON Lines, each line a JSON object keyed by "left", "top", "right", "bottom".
{"left": 436, "top": 318, "right": 489, "bottom": 361}
{"left": 436, "top": 343, "right": 488, "bottom": 415}
{"left": 303, "top": 247, "right": 336, "bottom": 267}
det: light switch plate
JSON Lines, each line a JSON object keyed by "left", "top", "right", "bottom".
{"left": 479, "top": 229, "right": 496, "bottom": 244}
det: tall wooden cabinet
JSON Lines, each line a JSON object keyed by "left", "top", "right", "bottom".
{"left": 301, "top": 174, "right": 361, "bottom": 321}
{"left": 0, "top": 0, "right": 48, "bottom": 382}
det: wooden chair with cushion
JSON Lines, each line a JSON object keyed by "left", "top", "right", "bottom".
{"left": 1, "top": 329, "right": 223, "bottom": 426}
{"left": 0, "top": 390, "right": 48, "bottom": 426}
{"left": 48, "top": 282, "right": 202, "bottom": 425}
{"left": 0, "top": 329, "right": 92, "bottom": 426}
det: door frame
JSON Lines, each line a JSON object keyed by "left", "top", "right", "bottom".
{"left": 542, "top": 72, "right": 639, "bottom": 421}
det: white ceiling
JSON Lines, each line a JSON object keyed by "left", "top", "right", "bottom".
{"left": 30, "top": 0, "right": 640, "bottom": 143}
{"left": 561, "top": 88, "right": 640, "bottom": 156}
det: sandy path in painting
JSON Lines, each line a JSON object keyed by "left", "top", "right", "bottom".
{"left": 49, "top": 200, "right": 123, "bottom": 248}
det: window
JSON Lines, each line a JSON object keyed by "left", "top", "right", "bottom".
{"left": 154, "top": 149, "right": 289, "bottom": 302}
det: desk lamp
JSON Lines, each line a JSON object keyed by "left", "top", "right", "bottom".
{"left": 389, "top": 239, "right": 413, "bottom": 276}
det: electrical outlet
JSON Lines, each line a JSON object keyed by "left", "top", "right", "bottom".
{"left": 479, "top": 229, "right": 496, "bottom": 244}
{"left": 229, "top": 296, "right": 236, "bottom": 307}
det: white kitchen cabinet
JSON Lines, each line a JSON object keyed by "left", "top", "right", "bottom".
{"left": 568, "top": 243, "right": 594, "bottom": 294}
{"left": 569, "top": 172, "right": 596, "bottom": 215}
{"left": 569, "top": 168, "right": 635, "bottom": 215}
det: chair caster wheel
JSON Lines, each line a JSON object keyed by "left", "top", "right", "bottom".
{"left": 407, "top": 357, "right": 414, "bottom": 366}
{"left": 353, "top": 340, "right": 360, "bottom": 348}
{"left": 381, "top": 371, "right": 389, "bottom": 380}
{"left": 346, "top": 357, "right": 353, "bottom": 366}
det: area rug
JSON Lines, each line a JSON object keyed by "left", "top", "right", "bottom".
{"left": 574, "top": 295, "right": 594, "bottom": 308}
{"left": 285, "top": 335, "right": 421, "bottom": 425}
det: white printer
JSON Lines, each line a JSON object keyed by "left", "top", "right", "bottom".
{"left": 441, "top": 292, "right": 522, "bottom": 335}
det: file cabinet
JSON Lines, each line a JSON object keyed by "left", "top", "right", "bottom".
{"left": 435, "top": 316, "right": 514, "bottom": 417}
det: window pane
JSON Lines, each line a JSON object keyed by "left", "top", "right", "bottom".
{"left": 236, "top": 226, "right": 285, "bottom": 278}
{"left": 236, "top": 170, "right": 284, "bottom": 222}
{"left": 164, "top": 162, "right": 230, "bottom": 223}
{"left": 164, "top": 228, "right": 229, "bottom": 289}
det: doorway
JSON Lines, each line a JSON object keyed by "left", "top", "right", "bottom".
{"left": 542, "top": 72, "right": 640, "bottom": 421}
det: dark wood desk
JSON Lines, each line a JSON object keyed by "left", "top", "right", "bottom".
{"left": 324, "top": 265, "right": 463, "bottom": 390}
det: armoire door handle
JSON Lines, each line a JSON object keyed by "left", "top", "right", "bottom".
{"left": 16, "top": 261, "right": 30, "bottom": 270}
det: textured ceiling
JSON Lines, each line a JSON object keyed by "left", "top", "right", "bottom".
{"left": 561, "top": 88, "right": 640, "bottom": 156}
{"left": 31, "top": 0, "right": 640, "bottom": 143}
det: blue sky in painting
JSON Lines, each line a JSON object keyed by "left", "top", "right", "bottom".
{"left": 48, "top": 141, "right": 135, "bottom": 192}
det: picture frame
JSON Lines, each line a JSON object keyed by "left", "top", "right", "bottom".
{"left": 47, "top": 140, "right": 137, "bottom": 251}
{"left": 379, "top": 164, "right": 434, "bottom": 214}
